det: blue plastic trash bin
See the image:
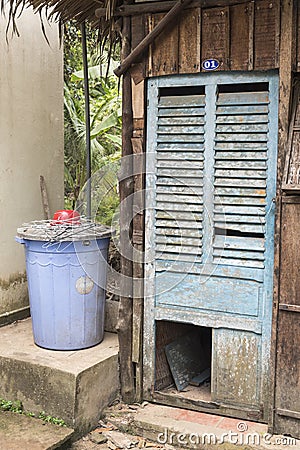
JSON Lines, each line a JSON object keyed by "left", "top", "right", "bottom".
{"left": 16, "top": 220, "right": 111, "bottom": 350}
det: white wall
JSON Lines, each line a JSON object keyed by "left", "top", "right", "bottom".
{"left": 0, "top": 7, "right": 64, "bottom": 317}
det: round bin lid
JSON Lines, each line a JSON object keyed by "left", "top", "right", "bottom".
{"left": 16, "top": 219, "right": 112, "bottom": 242}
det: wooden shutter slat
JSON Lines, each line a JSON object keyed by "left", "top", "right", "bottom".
{"left": 215, "top": 187, "right": 266, "bottom": 197}
{"left": 217, "top": 91, "right": 269, "bottom": 105}
{"left": 156, "top": 192, "right": 203, "bottom": 203}
{"left": 216, "top": 114, "right": 269, "bottom": 124}
{"left": 158, "top": 107, "right": 205, "bottom": 117}
{"left": 215, "top": 169, "right": 267, "bottom": 178}
{"left": 217, "top": 104, "right": 269, "bottom": 115}
{"left": 214, "top": 257, "right": 264, "bottom": 269}
{"left": 214, "top": 205, "right": 265, "bottom": 215}
{"left": 155, "top": 92, "right": 205, "bottom": 265}
{"left": 215, "top": 142, "right": 268, "bottom": 150}
{"left": 214, "top": 235, "right": 265, "bottom": 252}
{"left": 158, "top": 95, "right": 205, "bottom": 107}
{"left": 215, "top": 196, "right": 266, "bottom": 206}
{"left": 213, "top": 86, "right": 269, "bottom": 269}
{"left": 156, "top": 210, "right": 203, "bottom": 220}
{"left": 216, "top": 124, "right": 269, "bottom": 133}
{"left": 215, "top": 178, "right": 266, "bottom": 187}
{"left": 215, "top": 151, "right": 267, "bottom": 160}
{"left": 157, "top": 151, "right": 204, "bottom": 160}
{"left": 159, "top": 116, "right": 204, "bottom": 125}
{"left": 216, "top": 133, "right": 268, "bottom": 142}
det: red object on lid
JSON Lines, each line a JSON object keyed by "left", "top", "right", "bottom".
{"left": 51, "top": 210, "right": 80, "bottom": 225}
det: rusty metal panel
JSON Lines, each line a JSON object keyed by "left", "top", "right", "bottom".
{"left": 178, "top": 8, "right": 201, "bottom": 74}
{"left": 274, "top": 198, "right": 300, "bottom": 438}
{"left": 254, "top": 0, "right": 279, "bottom": 69}
{"left": 149, "top": 13, "right": 179, "bottom": 77}
{"left": 212, "top": 329, "right": 261, "bottom": 409}
{"left": 229, "top": 2, "right": 253, "bottom": 70}
{"left": 201, "top": 7, "right": 230, "bottom": 71}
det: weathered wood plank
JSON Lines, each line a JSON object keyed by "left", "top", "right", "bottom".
{"left": 156, "top": 273, "right": 261, "bottom": 316}
{"left": 178, "top": 7, "right": 201, "bottom": 73}
{"left": 156, "top": 210, "right": 203, "bottom": 220}
{"left": 215, "top": 195, "right": 266, "bottom": 206}
{"left": 131, "top": 13, "right": 147, "bottom": 80}
{"left": 215, "top": 159, "right": 267, "bottom": 169}
{"left": 269, "top": 0, "right": 294, "bottom": 434}
{"left": 149, "top": 12, "right": 179, "bottom": 77}
{"left": 217, "top": 91, "right": 269, "bottom": 105}
{"left": 217, "top": 104, "right": 269, "bottom": 115}
{"left": 229, "top": 3, "right": 251, "bottom": 70}
{"left": 254, "top": 0, "right": 279, "bottom": 70}
{"left": 216, "top": 123, "right": 269, "bottom": 133}
{"left": 158, "top": 124, "right": 205, "bottom": 134}
{"left": 215, "top": 151, "right": 267, "bottom": 160}
{"left": 216, "top": 114, "right": 269, "bottom": 124}
{"left": 215, "top": 169, "right": 267, "bottom": 179}
{"left": 214, "top": 235, "right": 265, "bottom": 251}
{"left": 213, "top": 222, "right": 264, "bottom": 233}
{"left": 215, "top": 178, "right": 266, "bottom": 188}
{"left": 157, "top": 150, "right": 204, "bottom": 160}
{"left": 96, "top": 0, "right": 253, "bottom": 18}
{"left": 213, "top": 248, "right": 265, "bottom": 261}
{"left": 297, "top": 3, "right": 300, "bottom": 71}
{"left": 212, "top": 330, "right": 261, "bottom": 406}
{"left": 201, "top": 6, "right": 230, "bottom": 71}
{"left": 214, "top": 257, "right": 264, "bottom": 269}
{"left": 214, "top": 205, "right": 265, "bottom": 215}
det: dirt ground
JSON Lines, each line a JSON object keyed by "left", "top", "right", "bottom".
{"left": 70, "top": 402, "right": 171, "bottom": 450}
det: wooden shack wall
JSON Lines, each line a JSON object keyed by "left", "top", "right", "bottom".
{"left": 126, "top": 0, "right": 299, "bottom": 434}
{"left": 131, "top": 0, "right": 289, "bottom": 79}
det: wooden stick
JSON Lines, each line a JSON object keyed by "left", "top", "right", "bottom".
{"left": 114, "top": 0, "right": 193, "bottom": 77}
{"left": 95, "top": 0, "right": 251, "bottom": 18}
{"left": 117, "top": 0, "right": 135, "bottom": 404}
{"left": 39, "top": 175, "right": 51, "bottom": 220}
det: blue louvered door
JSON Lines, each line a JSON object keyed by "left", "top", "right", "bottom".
{"left": 144, "top": 72, "right": 278, "bottom": 419}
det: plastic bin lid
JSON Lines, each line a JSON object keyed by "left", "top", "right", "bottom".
{"left": 16, "top": 219, "right": 112, "bottom": 242}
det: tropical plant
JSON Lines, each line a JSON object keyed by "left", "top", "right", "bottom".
{"left": 64, "top": 21, "right": 121, "bottom": 224}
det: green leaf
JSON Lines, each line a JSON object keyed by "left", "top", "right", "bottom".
{"left": 91, "top": 113, "right": 118, "bottom": 138}
{"left": 106, "top": 134, "right": 122, "bottom": 146}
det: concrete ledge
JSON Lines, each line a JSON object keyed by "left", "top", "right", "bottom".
{"left": 0, "top": 319, "right": 119, "bottom": 434}
{"left": 105, "top": 403, "right": 300, "bottom": 450}
{"left": 0, "top": 410, "right": 74, "bottom": 450}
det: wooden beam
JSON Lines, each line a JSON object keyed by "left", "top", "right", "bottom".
{"left": 95, "top": 0, "right": 251, "bottom": 18}
{"left": 117, "top": 0, "right": 135, "bottom": 404}
{"left": 114, "top": 0, "right": 193, "bottom": 77}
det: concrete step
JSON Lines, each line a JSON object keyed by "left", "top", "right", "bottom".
{"left": 0, "top": 410, "right": 74, "bottom": 450}
{"left": 105, "top": 403, "right": 300, "bottom": 450}
{"left": 0, "top": 319, "right": 119, "bottom": 434}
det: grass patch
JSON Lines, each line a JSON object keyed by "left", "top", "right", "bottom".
{"left": 0, "top": 398, "right": 66, "bottom": 427}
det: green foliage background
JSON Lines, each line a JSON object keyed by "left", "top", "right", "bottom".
{"left": 64, "top": 22, "right": 121, "bottom": 225}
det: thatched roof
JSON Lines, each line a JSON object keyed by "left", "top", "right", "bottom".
{"left": 1, "top": 0, "right": 121, "bottom": 30}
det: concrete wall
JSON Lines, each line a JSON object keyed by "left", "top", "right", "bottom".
{"left": 0, "top": 7, "right": 64, "bottom": 320}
